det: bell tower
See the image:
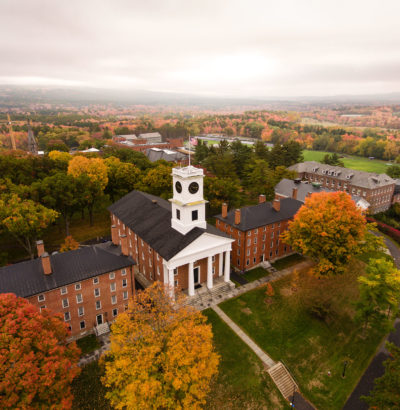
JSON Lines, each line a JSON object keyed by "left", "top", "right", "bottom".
{"left": 170, "top": 166, "right": 208, "bottom": 235}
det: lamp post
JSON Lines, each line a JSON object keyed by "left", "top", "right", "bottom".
{"left": 342, "top": 361, "right": 348, "bottom": 378}
{"left": 290, "top": 385, "right": 296, "bottom": 408}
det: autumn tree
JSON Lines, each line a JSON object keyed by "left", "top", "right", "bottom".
{"left": 204, "top": 176, "right": 242, "bottom": 215}
{"left": 101, "top": 283, "right": 219, "bottom": 409}
{"left": 355, "top": 258, "right": 400, "bottom": 330}
{"left": 137, "top": 163, "right": 173, "bottom": 199}
{"left": 0, "top": 293, "right": 81, "bottom": 409}
{"left": 0, "top": 194, "right": 58, "bottom": 259}
{"left": 362, "top": 342, "right": 400, "bottom": 408}
{"left": 104, "top": 156, "right": 141, "bottom": 201}
{"left": 60, "top": 235, "right": 80, "bottom": 252}
{"left": 68, "top": 156, "right": 108, "bottom": 225}
{"left": 281, "top": 191, "right": 369, "bottom": 275}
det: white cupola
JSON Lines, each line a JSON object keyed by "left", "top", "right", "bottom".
{"left": 169, "top": 166, "right": 208, "bottom": 235}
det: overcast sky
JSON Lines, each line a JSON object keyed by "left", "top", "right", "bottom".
{"left": 1, "top": 0, "right": 399, "bottom": 98}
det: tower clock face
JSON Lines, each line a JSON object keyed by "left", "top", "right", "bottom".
{"left": 188, "top": 182, "right": 199, "bottom": 194}
{"left": 175, "top": 181, "right": 182, "bottom": 193}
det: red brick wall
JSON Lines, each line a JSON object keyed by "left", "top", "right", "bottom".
{"left": 215, "top": 218, "right": 293, "bottom": 271}
{"left": 28, "top": 266, "right": 135, "bottom": 338}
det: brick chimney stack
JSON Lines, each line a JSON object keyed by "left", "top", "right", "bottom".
{"left": 120, "top": 234, "right": 128, "bottom": 256}
{"left": 259, "top": 194, "right": 266, "bottom": 204}
{"left": 292, "top": 188, "right": 298, "bottom": 200}
{"left": 234, "top": 209, "right": 241, "bottom": 225}
{"left": 222, "top": 203, "right": 228, "bottom": 218}
{"left": 111, "top": 225, "right": 118, "bottom": 245}
{"left": 41, "top": 252, "right": 52, "bottom": 275}
{"left": 36, "top": 240, "right": 45, "bottom": 257}
{"left": 273, "top": 198, "right": 281, "bottom": 212}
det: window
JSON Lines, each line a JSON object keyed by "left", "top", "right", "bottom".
{"left": 176, "top": 209, "right": 181, "bottom": 220}
{"left": 78, "top": 306, "right": 84, "bottom": 316}
{"left": 80, "top": 321, "right": 85, "bottom": 330}
{"left": 247, "top": 231, "right": 251, "bottom": 236}
{"left": 269, "top": 251, "right": 273, "bottom": 257}
{"left": 157, "top": 266, "right": 160, "bottom": 276}
{"left": 123, "top": 291, "right": 128, "bottom": 300}
{"left": 94, "top": 288, "right": 100, "bottom": 297}
{"left": 247, "top": 239, "right": 251, "bottom": 246}
{"left": 253, "top": 247, "right": 257, "bottom": 254}
{"left": 40, "top": 305, "right": 46, "bottom": 312}
{"left": 246, "top": 259, "right": 250, "bottom": 266}
{"left": 212, "top": 255, "right": 215, "bottom": 262}
{"left": 271, "top": 232, "right": 274, "bottom": 238}
{"left": 263, "top": 226, "right": 266, "bottom": 231}
{"left": 174, "top": 280, "right": 178, "bottom": 287}
{"left": 38, "top": 294, "right": 45, "bottom": 302}
{"left": 254, "top": 237, "right": 257, "bottom": 244}
{"left": 60, "top": 287, "right": 67, "bottom": 295}
{"left": 112, "top": 308, "right": 118, "bottom": 317}
{"left": 237, "top": 249, "right": 240, "bottom": 255}
{"left": 238, "top": 239, "right": 241, "bottom": 245}
{"left": 142, "top": 253, "right": 145, "bottom": 260}
{"left": 263, "top": 234, "right": 266, "bottom": 241}
{"left": 174, "top": 268, "right": 178, "bottom": 275}
{"left": 192, "top": 210, "right": 198, "bottom": 221}
{"left": 110, "top": 283, "right": 116, "bottom": 292}
{"left": 75, "top": 283, "right": 81, "bottom": 290}
{"left": 96, "top": 300, "right": 101, "bottom": 310}
{"left": 253, "top": 257, "right": 256, "bottom": 263}
{"left": 247, "top": 249, "right": 250, "bottom": 256}
{"left": 156, "top": 254, "right": 159, "bottom": 261}
{"left": 111, "top": 295, "right": 117, "bottom": 305}
{"left": 237, "top": 259, "right": 240, "bottom": 265}
{"left": 212, "top": 267, "right": 215, "bottom": 274}
{"left": 109, "top": 272, "right": 115, "bottom": 280}
{"left": 275, "top": 249, "right": 279, "bottom": 255}
{"left": 76, "top": 294, "right": 83, "bottom": 303}
{"left": 93, "top": 277, "right": 99, "bottom": 285}
{"left": 271, "top": 241, "right": 274, "bottom": 248}
{"left": 62, "top": 298, "right": 69, "bottom": 308}
{"left": 64, "top": 312, "right": 70, "bottom": 321}
{"left": 149, "top": 259, "right": 152, "bottom": 267}
{"left": 254, "top": 228, "right": 258, "bottom": 234}
{"left": 262, "top": 244, "right": 265, "bottom": 250}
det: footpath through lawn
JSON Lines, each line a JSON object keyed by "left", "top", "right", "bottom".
{"left": 219, "top": 258, "right": 389, "bottom": 410}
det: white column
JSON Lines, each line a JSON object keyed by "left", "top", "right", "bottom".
{"left": 224, "top": 250, "right": 231, "bottom": 282}
{"left": 163, "top": 264, "right": 168, "bottom": 285}
{"left": 218, "top": 252, "right": 223, "bottom": 277}
{"left": 188, "top": 262, "right": 195, "bottom": 296}
{"left": 207, "top": 256, "right": 213, "bottom": 289}
{"left": 168, "top": 268, "right": 174, "bottom": 298}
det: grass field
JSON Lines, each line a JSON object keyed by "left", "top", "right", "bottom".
{"left": 303, "top": 149, "right": 390, "bottom": 174}
{"left": 219, "top": 258, "right": 389, "bottom": 409}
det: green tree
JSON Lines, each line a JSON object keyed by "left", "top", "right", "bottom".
{"left": 194, "top": 140, "right": 209, "bottom": 164}
{"left": 362, "top": 342, "right": 400, "bottom": 408}
{"left": 254, "top": 140, "right": 269, "bottom": 161}
{"left": 268, "top": 141, "right": 303, "bottom": 168}
{"left": 321, "top": 153, "right": 344, "bottom": 167}
{"left": 230, "top": 140, "right": 254, "bottom": 179}
{"left": 244, "top": 159, "right": 275, "bottom": 200}
{"left": 387, "top": 165, "right": 400, "bottom": 179}
{"left": 204, "top": 176, "right": 243, "bottom": 215}
{"left": 355, "top": 258, "right": 400, "bottom": 330}
{"left": 137, "top": 164, "right": 173, "bottom": 199}
{"left": 0, "top": 194, "right": 59, "bottom": 259}
{"left": 203, "top": 150, "right": 237, "bottom": 179}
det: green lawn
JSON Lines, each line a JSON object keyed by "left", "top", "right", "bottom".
{"left": 271, "top": 254, "right": 306, "bottom": 270}
{"left": 242, "top": 267, "right": 270, "bottom": 282}
{"left": 219, "top": 260, "right": 389, "bottom": 409}
{"left": 303, "top": 149, "right": 390, "bottom": 174}
{"left": 72, "top": 361, "right": 111, "bottom": 410}
{"left": 203, "top": 309, "right": 289, "bottom": 409}
{"left": 76, "top": 334, "right": 101, "bottom": 355}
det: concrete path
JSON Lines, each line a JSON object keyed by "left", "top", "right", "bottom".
{"left": 212, "top": 305, "right": 276, "bottom": 368}
{"left": 230, "top": 270, "right": 248, "bottom": 285}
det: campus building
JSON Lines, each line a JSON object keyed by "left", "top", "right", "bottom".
{"left": 108, "top": 165, "right": 234, "bottom": 297}
{"left": 214, "top": 196, "right": 302, "bottom": 271}
{"left": 289, "top": 161, "right": 395, "bottom": 213}
{"left": 0, "top": 241, "right": 135, "bottom": 338}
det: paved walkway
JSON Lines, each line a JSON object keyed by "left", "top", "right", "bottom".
{"left": 230, "top": 270, "right": 248, "bottom": 285}
{"left": 212, "top": 305, "right": 276, "bottom": 368}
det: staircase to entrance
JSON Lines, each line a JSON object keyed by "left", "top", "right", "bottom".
{"left": 268, "top": 362, "right": 298, "bottom": 400}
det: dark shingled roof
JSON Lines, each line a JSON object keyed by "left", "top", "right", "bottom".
{"left": 0, "top": 242, "right": 135, "bottom": 298}
{"left": 108, "top": 191, "right": 229, "bottom": 261}
{"left": 214, "top": 198, "right": 303, "bottom": 231}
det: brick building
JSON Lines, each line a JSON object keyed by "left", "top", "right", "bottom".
{"left": 0, "top": 241, "right": 135, "bottom": 339}
{"left": 289, "top": 161, "right": 395, "bottom": 213}
{"left": 214, "top": 196, "right": 302, "bottom": 271}
{"left": 108, "top": 165, "right": 234, "bottom": 297}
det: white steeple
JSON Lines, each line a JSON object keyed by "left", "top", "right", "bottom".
{"left": 169, "top": 166, "right": 208, "bottom": 235}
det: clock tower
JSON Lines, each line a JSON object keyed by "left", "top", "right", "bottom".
{"left": 170, "top": 166, "right": 208, "bottom": 235}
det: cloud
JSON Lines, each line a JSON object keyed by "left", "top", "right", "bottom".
{"left": 0, "top": 0, "right": 399, "bottom": 97}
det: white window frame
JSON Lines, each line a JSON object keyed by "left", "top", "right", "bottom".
{"left": 121, "top": 268, "right": 127, "bottom": 276}
{"left": 64, "top": 312, "right": 71, "bottom": 321}
{"left": 60, "top": 287, "right": 67, "bottom": 295}
{"left": 93, "top": 277, "right": 99, "bottom": 285}
{"left": 62, "top": 298, "right": 69, "bottom": 308}
{"left": 94, "top": 288, "right": 100, "bottom": 297}
{"left": 76, "top": 294, "right": 83, "bottom": 304}
{"left": 38, "top": 294, "right": 45, "bottom": 302}
{"left": 78, "top": 306, "right": 84, "bottom": 317}
{"left": 110, "top": 282, "right": 116, "bottom": 292}
{"left": 123, "top": 291, "right": 128, "bottom": 300}
{"left": 80, "top": 320, "right": 85, "bottom": 329}
{"left": 112, "top": 308, "right": 118, "bottom": 317}
{"left": 75, "top": 283, "right": 81, "bottom": 291}
{"left": 109, "top": 272, "right": 115, "bottom": 280}
{"left": 95, "top": 300, "right": 101, "bottom": 310}
{"left": 122, "top": 279, "right": 127, "bottom": 288}
{"left": 111, "top": 295, "right": 117, "bottom": 305}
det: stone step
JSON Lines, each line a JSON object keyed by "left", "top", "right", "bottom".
{"left": 268, "top": 362, "right": 298, "bottom": 400}
{"left": 95, "top": 322, "right": 110, "bottom": 336}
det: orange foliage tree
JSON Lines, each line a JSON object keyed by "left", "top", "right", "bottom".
{"left": 101, "top": 283, "right": 219, "bottom": 409}
{"left": 281, "top": 191, "right": 370, "bottom": 275}
{"left": 60, "top": 235, "right": 79, "bottom": 252}
{"left": 0, "top": 293, "right": 81, "bottom": 409}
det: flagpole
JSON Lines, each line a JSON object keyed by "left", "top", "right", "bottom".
{"left": 188, "top": 135, "right": 191, "bottom": 169}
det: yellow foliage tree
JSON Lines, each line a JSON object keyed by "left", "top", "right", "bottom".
{"left": 101, "top": 283, "right": 219, "bottom": 409}
{"left": 67, "top": 155, "right": 108, "bottom": 190}
{"left": 48, "top": 150, "right": 71, "bottom": 163}
{"left": 60, "top": 236, "right": 79, "bottom": 252}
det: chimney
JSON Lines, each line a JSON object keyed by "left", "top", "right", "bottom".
{"left": 292, "top": 188, "right": 298, "bottom": 200}
{"left": 41, "top": 252, "right": 52, "bottom": 275}
{"left": 36, "top": 240, "right": 45, "bottom": 257}
{"left": 234, "top": 209, "right": 241, "bottom": 225}
{"left": 273, "top": 199, "right": 281, "bottom": 212}
{"left": 222, "top": 203, "right": 228, "bottom": 218}
{"left": 259, "top": 194, "right": 266, "bottom": 204}
{"left": 120, "top": 234, "right": 128, "bottom": 256}
{"left": 111, "top": 225, "right": 118, "bottom": 245}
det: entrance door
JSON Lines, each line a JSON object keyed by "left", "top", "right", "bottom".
{"left": 96, "top": 314, "right": 103, "bottom": 325}
{"left": 193, "top": 267, "right": 200, "bottom": 284}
